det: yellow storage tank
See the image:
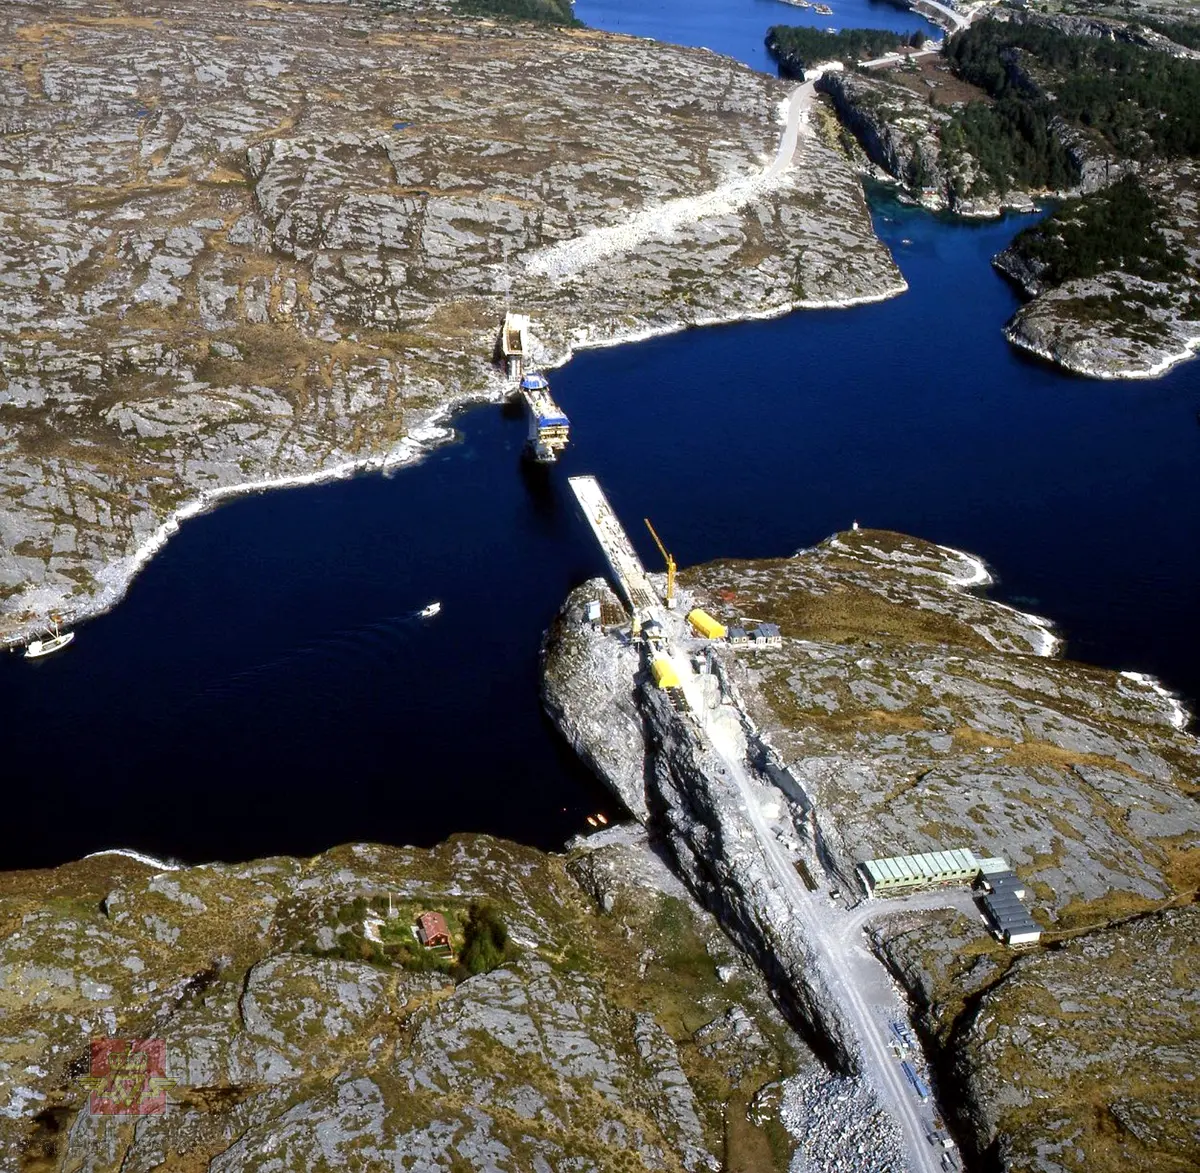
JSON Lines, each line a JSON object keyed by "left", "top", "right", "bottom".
{"left": 651, "top": 658, "right": 682, "bottom": 690}
{"left": 687, "top": 608, "right": 727, "bottom": 640}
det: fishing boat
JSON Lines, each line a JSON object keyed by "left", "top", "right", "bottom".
{"left": 24, "top": 619, "right": 74, "bottom": 659}
{"left": 419, "top": 602, "right": 442, "bottom": 619}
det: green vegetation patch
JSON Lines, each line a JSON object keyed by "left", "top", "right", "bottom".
{"left": 458, "top": 900, "right": 514, "bottom": 976}
{"left": 682, "top": 553, "right": 997, "bottom": 655}
{"left": 1141, "top": 17, "right": 1200, "bottom": 52}
{"left": 946, "top": 19, "right": 1200, "bottom": 163}
{"left": 765, "top": 26, "right": 925, "bottom": 76}
{"left": 941, "top": 95, "right": 1075, "bottom": 196}
{"left": 1007, "top": 175, "right": 1185, "bottom": 286}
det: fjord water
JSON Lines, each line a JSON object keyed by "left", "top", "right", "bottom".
{"left": 575, "top": 0, "right": 942, "bottom": 71}
{"left": 3, "top": 5, "right": 1198, "bottom": 870}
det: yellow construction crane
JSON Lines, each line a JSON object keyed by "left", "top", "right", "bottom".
{"left": 644, "top": 518, "right": 677, "bottom": 609}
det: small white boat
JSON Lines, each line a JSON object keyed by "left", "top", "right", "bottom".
{"left": 419, "top": 602, "right": 442, "bottom": 619}
{"left": 25, "top": 620, "right": 74, "bottom": 659}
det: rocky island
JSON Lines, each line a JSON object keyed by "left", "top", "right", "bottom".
{"left": 542, "top": 526, "right": 1199, "bottom": 1173}
{"left": 0, "top": 0, "right": 902, "bottom": 642}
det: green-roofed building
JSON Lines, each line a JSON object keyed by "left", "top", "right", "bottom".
{"left": 859, "top": 848, "right": 980, "bottom": 895}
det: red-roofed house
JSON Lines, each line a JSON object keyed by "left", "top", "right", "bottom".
{"left": 416, "top": 911, "right": 450, "bottom": 949}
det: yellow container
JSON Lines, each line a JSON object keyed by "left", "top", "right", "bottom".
{"left": 687, "top": 608, "right": 727, "bottom": 640}
{"left": 651, "top": 658, "right": 682, "bottom": 690}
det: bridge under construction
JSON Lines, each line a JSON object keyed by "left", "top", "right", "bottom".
{"left": 567, "top": 476, "right": 660, "bottom": 622}
{"left": 520, "top": 374, "right": 570, "bottom": 463}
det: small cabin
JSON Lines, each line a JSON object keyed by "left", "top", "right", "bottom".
{"left": 416, "top": 911, "right": 451, "bottom": 949}
{"left": 727, "top": 626, "right": 750, "bottom": 647}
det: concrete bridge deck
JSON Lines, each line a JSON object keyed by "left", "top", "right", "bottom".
{"left": 567, "top": 476, "right": 660, "bottom": 618}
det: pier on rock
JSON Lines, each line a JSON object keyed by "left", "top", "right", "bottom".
{"left": 498, "top": 311, "right": 530, "bottom": 378}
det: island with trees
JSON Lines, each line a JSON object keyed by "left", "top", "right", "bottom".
{"left": 794, "top": 5, "right": 1200, "bottom": 376}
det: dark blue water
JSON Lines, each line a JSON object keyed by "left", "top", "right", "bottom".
{"left": 2, "top": 3, "right": 1196, "bottom": 871}
{"left": 575, "top": 0, "right": 941, "bottom": 72}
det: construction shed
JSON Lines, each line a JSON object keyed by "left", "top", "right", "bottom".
{"left": 981, "top": 890, "right": 1041, "bottom": 945}
{"left": 687, "top": 608, "right": 727, "bottom": 640}
{"left": 860, "top": 848, "right": 980, "bottom": 895}
{"left": 978, "top": 868, "right": 1040, "bottom": 945}
{"left": 976, "top": 856, "right": 1012, "bottom": 877}
{"left": 651, "top": 658, "right": 681, "bottom": 690}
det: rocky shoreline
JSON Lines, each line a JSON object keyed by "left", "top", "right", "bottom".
{"left": 541, "top": 528, "right": 1199, "bottom": 1173}
{"left": 990, "top": 162, "right": 1200, "bottom": 380}
{"left": 805, "top": 10, "right": 1200, "bottom": 380}
{"left": 0, "top": 0, "right": 904, "bottom": 645}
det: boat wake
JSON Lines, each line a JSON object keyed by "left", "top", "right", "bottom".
{"left": 192, "top": 613, "right": 430, "bottom": 704}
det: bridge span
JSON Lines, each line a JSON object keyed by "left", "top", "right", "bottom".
{"left": 567, "top": 476, "right": 661, "bottom": 622}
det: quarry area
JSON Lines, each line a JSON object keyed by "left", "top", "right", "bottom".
{"left": 541, "top": 523, "right": 1199, "bottom": 1173}
{"left": 0, "top": 0, "right": 901, "bottom": 641}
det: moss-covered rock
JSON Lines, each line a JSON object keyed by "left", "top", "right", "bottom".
{"left": 0, "top": 834, "right": 805, "bottom": 1172}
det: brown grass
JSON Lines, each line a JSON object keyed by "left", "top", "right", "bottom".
{"left": 873, "top": 57, "right": 989, "bottom": 110}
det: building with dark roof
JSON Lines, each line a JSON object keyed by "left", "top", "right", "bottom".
{"left": 978, "top": 869, "right": 1041, "bottom": 945}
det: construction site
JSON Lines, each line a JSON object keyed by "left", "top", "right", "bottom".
{"left": 496, "top": 314, "right": 571, "bottom": 464}
{"left": 486, "top": 325, "right": 1017, "bottom": 1169}
{"left": 561, "top": 473, "right": 981, "bottom": 1173}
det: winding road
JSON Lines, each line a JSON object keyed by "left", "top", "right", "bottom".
{"left": 703, "top": 716, "right": 948, "bottom": 1173}
{"left": 526, "top": 0, "right": 994, "bottom": 280}
{"left": 524, "top": 79, "right": 818, "bottom": 280}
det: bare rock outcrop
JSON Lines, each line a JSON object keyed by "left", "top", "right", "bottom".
{"left": 948, "top": 904, "right": 1200, "bottom": 1173}
{"left": 817, "top": 69, "right": 953, "bottom": 207}
{"left": 0, "top": 0, "right": 902, "bottom": 641}
{"left": 544, "top": 526, "right": 1199, "bottom": 1172}
{"left": 0, "top": 836, "right": 806, "bottom": 1172}
{"left": 542, "top": 583, "right": 865, "bottom": 1074}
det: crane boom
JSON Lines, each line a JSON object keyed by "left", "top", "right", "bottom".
{"left": 643, "top": 518, "right": 676, "bottom": 608}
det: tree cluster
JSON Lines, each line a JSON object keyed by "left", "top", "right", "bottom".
{"left": 1136, "top": 18, "right": 1200, "bottom": 52}
{"left": 455, "top": 0, "right": 581, "bottom": 26}
{"left": 765, "top": 26, "right": 921, "bottom": 77}
{"left": 942, "top": 95, "right": 1075, "bottom": 195}
{"left": 1008, "top": 174, "right": 1185, "bottom": 286}
{"left": 457, "top": 901, "right": 514, "bottom": 978}
{"left": 945, "top": 21, "right": 1200, "bottom": 162}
